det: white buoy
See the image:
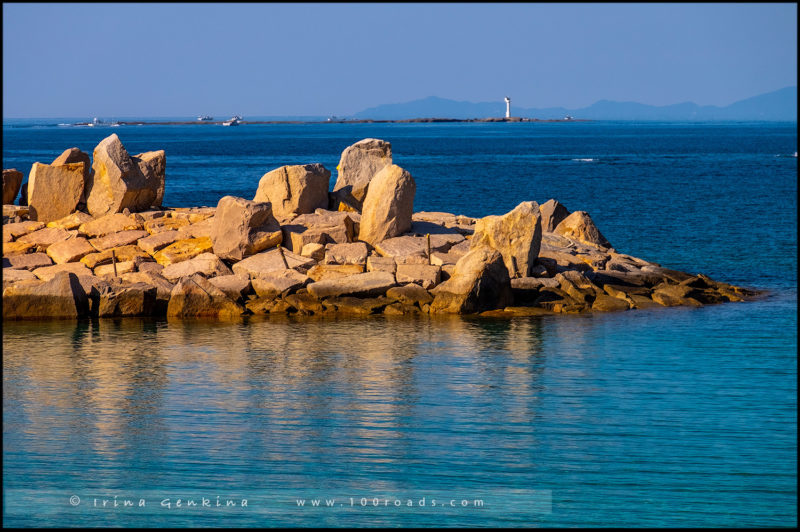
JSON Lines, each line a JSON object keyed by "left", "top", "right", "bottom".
{"left": 504, "top": 97, "right": 511, "bottom": 118}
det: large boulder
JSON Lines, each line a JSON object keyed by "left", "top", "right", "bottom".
{"left": 96, "top": 281, "right": 158, "bottom": 317}
{"left": 133, "top": 150, "right": 166, "bottom": 208}
{"left": 429, "top": 248, "right": 512, "bottom": 314}
{"left": 554, "top": 211, "right": 611, "bottom": 249}
{"left": 3, "top": 169, "right": 23, "bottom": 205}
{"left": 119, "top": 271, "right": 174, "bottom": 315}
{"left": 52, "top": 148, "right": 91, "bottom": 203}
{"left": 539, "top": 199, "right": 570, "bottom": 232}
{"left": 26, "top": 162, "right": 85, "bottom": 223}
{"left": 331, "top": 138, "right": 392, "bottom": 211}
{"left": 211, "top": 196, "right": 282, "bottom": 261}
{"left": 470, "top": 201, "right": 542, "bottom": 278}
{"left": 358, "top": 164, "right": 416, "bottom": 246}
{"left": 253, "top": 164, "right": 331, "bottom": 221}
{"left": 166, "top": 274, "right": 245, "bottom": 319}
{"left": 2, "top": 271, "right": 89, "bottom": 319}
{"left": 85, "top": 134, "right": 159, "bottom": 216}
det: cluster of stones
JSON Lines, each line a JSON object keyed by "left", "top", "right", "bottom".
{"left": 2, "top": 136, "right": 757, "bottom": 320}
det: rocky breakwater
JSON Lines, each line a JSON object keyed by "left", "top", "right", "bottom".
{"left": 3, "top": 135, "right": 760, "bottom": 320}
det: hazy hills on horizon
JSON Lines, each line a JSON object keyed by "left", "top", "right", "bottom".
{"left": 351, "top": 86, "right": 797, "bottom": 121}
{"left": 3, "top": 87, "right": 795, "bottom": 123}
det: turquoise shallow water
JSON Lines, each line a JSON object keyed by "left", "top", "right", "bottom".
{"left": 2, "top": 121, "right": 797, "bottom": 526}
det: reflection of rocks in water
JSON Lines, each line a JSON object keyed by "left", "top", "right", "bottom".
{"left": 3, "top": 319, "right": 171, "bottom": 481}
{"left": 3, "top": 315, "right": 552, "bottom": 489}
{"left": 240, "top": 317, "right": 421, "bottom": 467}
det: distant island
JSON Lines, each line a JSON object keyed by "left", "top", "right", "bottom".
{"left": 49, "top": 86, "right": 797, "bottom": 127}
{"left": 79, "top": 117, "right": 586, "bottom": 127}
{"left": 353, "top": 86, "right": 797, "bottom": 121}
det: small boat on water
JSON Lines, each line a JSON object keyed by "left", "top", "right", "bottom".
{"left": 197, "top": 115, "right": 214, "bottom": 121}
{"left": 222, "top": 115, "right": 242, "bottom": 126}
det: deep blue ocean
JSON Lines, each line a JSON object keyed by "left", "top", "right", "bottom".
{"left": 2, "top": 120, "right": 797, "bottom": 527}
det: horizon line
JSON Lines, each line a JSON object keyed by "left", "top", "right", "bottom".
{"left": 3, "top": 85, "right": 796, "bottom": 122}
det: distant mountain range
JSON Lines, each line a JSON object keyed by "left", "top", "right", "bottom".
{"left": 351, "top": 86, "right": 797, "bottom": 121}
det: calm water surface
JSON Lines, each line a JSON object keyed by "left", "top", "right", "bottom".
{"left": 2, "top": 121, "right": 797, "bottom": 526}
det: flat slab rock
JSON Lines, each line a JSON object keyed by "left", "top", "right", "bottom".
{"left": 232, "top": 247, "right": 315, "bottom": 278}
{"left": 306, "top": 271, "right": 396, "bottom": 299}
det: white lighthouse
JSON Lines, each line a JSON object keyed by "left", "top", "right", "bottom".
{"left": 504, "top": 96, "right": 511, "bottom": 118}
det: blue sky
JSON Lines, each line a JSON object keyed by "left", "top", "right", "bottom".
{"left": 2, "top": 3, "right": 797, "bottom": 118}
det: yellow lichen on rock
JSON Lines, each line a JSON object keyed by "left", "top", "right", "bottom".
{"left": 153, "top": 236, "right": 213, "bottom": 266}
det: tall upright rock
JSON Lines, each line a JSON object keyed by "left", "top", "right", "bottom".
{"left": 211, "top": 196, "right": 283, "bottom": 261}
{"left": 470, "top": 201, "right": 542, "bottom": 278}
{"left": 358, "top": 164, "right": 415, "bottom": 246}
{"left": 85, "top": 134, "right": 161, "bottom": 216}
{"left": 539, "top": 199, "right": 570, "bottom": 232}
{"left": 133, "top": 150, "right": 166, "bottom": 208}
{"left": 3, "top": 169, "right": 23, "bottom": 205}
{"left": 253, "top": 164, "right": 330, "bottom": 221}
{"left": 52, "top": 147, "right": 92, "bottom": 204}
{"left": 27, "top": 162, "right": 85, "bottom": 223}
{"left": 331, "top": 138, "right": 392, "bottom": 211}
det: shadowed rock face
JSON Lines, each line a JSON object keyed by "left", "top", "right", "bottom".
{"left": 539, "top": 199, "right": 570, "bottom": 232}
{"left": 358, "top": 164, "right": 416, "bottom": 246}
{"left": 85, "top": 134, "right": 162, "bottom": 217}
{"left": 3, "top": 169, "right": 24, "bottom": 205}
{"left": 133, "top": 150, "right": 166, "bottom": 208}
{"left": 430, "top": 247, "right": 513, "bottom": 314}
{"left": 167, "top": 274, "right": 245, "bottom": 319}
{"left": 254, "top": 164, "right": 331, "bottom": 221}
{"left": 281, "top": 210, "right": 355, "bottom": 253}
{"left": 331, "top": 138, "right": 392, "bottom": 211}
{"left": 471, "top": 201, "right": 542, "bottom": 278}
